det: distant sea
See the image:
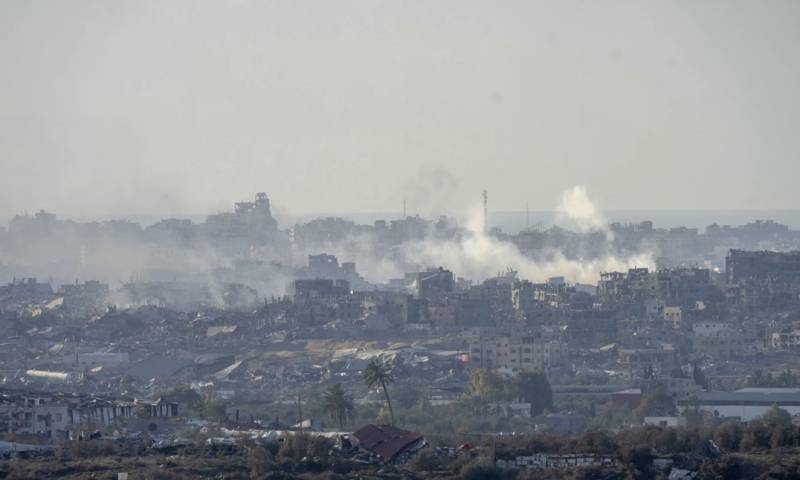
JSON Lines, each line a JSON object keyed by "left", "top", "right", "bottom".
{"left": 283, "top": 209, "right": 800, "bottom": 233}
{"left": 488, "top": 209, "right": 800, "bottom": 233}
{"left": 2, "top": 209, "right": 799, "bottom": 234}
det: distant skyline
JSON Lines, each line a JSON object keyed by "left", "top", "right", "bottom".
{"left": 1, "top": 1, "right": 799, "bottom": 216}
{"left": 4, "top": 208, "right": 800, "bottom": 234}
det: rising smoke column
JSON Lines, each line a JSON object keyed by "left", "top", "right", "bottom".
{"left": 556, "top": 185, "right": 612, "bottom": 240}
{"left": 399, "top": 186, "right": 653, "bottom": 284}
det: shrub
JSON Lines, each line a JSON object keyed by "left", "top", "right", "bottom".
{"left": 461, "top": 463, "right": 504, "bottom": 480}
{"left": 308, "top": 435, "right": 333, "bottom": 464}
{"left": 618, "top": 444, "right": 652, "bottom": 473}
{"left": 769, "top": 425, "right": 795, "bottom": 451}
{"left": 455, "top": 456, "right": 507, "bottom": 480}
{"left": 410, "top": 448, "right": 440, "bottom": 472}
{"left": 714, "top": 421, "right": 743, "bottom": 451}
{"left": 248, "top": 446, "right": 275, "bottom": 479}
{"left": 277, "top": 432, "right": 311, "bottom": 462}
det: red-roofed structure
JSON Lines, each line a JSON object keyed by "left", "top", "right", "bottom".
{"left": 351, "top": 424, "right": 426, "bottom": 462}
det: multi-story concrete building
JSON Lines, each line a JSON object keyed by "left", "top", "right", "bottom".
{"left": 726, "top": 249, "right": 800, "bottom": 306}
{"left": 691, "top": 321, "right": 762, "bottom": 359}
{"left": 468, "top": 335, "right": 567, "bottom": 373}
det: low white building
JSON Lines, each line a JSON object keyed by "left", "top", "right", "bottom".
{"left": 515, "top": 453, "right": 615, "bottom": 469}
{"left": 679, "top": 388, "right": 800, "bottom": 422}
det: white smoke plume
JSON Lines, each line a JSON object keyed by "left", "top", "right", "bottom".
{"left": 398, "top": 186, "right": 653, "bottom": 284}
{"left": 557, "top": 185, "right": 612, "bottom": 239}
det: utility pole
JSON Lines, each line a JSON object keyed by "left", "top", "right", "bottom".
{"left": 403, "top": 199, "right": 407, "bottom": 218}
{"left": 296, "top": 394, "right": 303, "bottom": 430}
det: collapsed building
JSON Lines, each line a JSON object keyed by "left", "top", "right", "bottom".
{"left": 0, "top": 278, "right": 54, "bottom": 311}
{"left": 351, "top": 424, "right": 426, "bottom": 463}
{"left": 0, "top": 389, "right": 179, "bottom": 440}
{"left": 597, "top": 267, "right": 722, "bottom": 315}
{"left": 296, "top": 254, "right": 370, "bottom": 291}
{"left": 726, "top": 249, "right": 800, "bottom": 307}
{"left": 114, "top": 281, "right": 258, "bottom": 311}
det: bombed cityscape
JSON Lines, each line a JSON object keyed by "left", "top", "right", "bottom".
{"left": 2, "top": 1, "right": 800, "bottom": 480}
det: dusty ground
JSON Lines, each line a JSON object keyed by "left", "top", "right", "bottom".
{"left": 1, "top": 454, "right": 250, "bottom": 480}
{"left": 0, "top": 453, "right": 407, "bottom": 480}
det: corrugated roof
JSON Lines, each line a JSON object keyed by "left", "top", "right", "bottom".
{"left": 352, "top": 424, "right": 423, "bottom": 460}
{"left": 213, "top": 360, "right": 244, "bottom": 380}
{"left": 679, "top": 390, "right": 800, "bottom": 406}
{"left": 736, "top": 388, "right": 800, "bottom": 394}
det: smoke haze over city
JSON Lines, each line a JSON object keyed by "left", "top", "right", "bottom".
{"left": 3, "top": 2, "right": 800, "bottom": 479}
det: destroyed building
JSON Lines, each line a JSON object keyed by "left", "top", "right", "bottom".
{"left": 57, "top": 280, "right": 109, "bottom": 318}
{"left": 0, "top": 278, "right": 54, "bottom": 311}
{"left": 0, "top": 389, "right": 179, "bottom": 440}
{"left": 597, "top": 267, "right": 722, "bottom": 315}
{"left": 351, "top": 424, "right": 426, "bottom": 463}
{"left": 413, "top": 267, "right": 455, "bottom": 300}
{"left": 113, "top": 281, "right": 258, "bottom": 311}
{"left": 298, "top": 254, "right": 370, "bottom": 290}
{"left": 726, "top": 249, "right": 800, "bottom": 306}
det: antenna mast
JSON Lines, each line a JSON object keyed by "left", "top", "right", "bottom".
{"left": 526, "top": 201, "right": 530, "bottom": 230}
{"left": 483, "top": 189, "right": 488, "bottom": 233}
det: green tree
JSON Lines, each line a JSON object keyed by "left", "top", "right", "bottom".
{"left": 248, "top": 446, "right": 274, "bottom": 479}
{"left": 465, "top": 368, "right": 505, "bottom": 401}
{"left": 576, "top": 430, "right": 617, "bottom": 454}
{"left": 714, "top": 420, "right": 743, "bottom": 451}
{"left": 363, "top": 355, "right": 396, "bottom": 425}
{"left": 770, "top": 424, "right": 795, "bottom": 451}
{"left": 160, "top": 386, "right": 203, "bottom": 411}
{"left": 202, "top": 398, "right": 228, "bottom": 424}
{"left": 512, "top": 371, "right": 553, "bottom": 416}
{"left": 278, "top": 432, "right": 311, "bottom": 461}
{"left": 749, "top": 369, "right": 767, "bottom": 387}
{"left": 618, "top": 444, "right": 653, "bottom": 476}
{"left": 761, "top": 405, "right": 792, "bottom": 427}
{"left": 740, "top": 430, "right": 757, "bottom": 452}
{"left": 634, "top": 391, "right": 676, "bottom": 420}
{"left": 410, "top": 448, "right": 440, "bottom": 472}
{"left": 741, "top": 420, "right": 771, "bottom": 452}
{"left": 322, "top": 383, "right": 355, "bottom": 429}
{"left": 692, "top": 361, "right": 708, "bottom": 389}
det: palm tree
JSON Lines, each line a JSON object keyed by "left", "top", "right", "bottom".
{"left": 322, "top": 383, "right": 355, "bottom": 429}
{"left": 363, "top": 355, "right": 395, "bottom": 425}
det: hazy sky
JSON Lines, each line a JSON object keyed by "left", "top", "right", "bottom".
{"left": 1, "top": 0, "right": 798, "bottom": 217}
